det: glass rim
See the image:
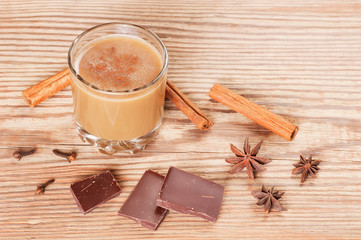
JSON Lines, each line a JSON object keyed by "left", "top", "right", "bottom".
{"left": 67, "top": 22, "right": 168, "bottom": 94}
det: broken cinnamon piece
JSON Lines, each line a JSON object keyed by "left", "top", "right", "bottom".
{"left": 209, "top": 83, "right": 298, "bottom": 141}
{"left": 22, "top": 68, "right": 71, "bottom": 107}
{"left": 166, "top": 80, "right": 213, "bottom": 130}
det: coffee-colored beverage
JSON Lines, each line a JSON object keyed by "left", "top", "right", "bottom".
{"left": 71, "top": 34, "right": 166, "bottom": 141}
{"left": 78, "top": 36, "right": 162, "bottom": 91}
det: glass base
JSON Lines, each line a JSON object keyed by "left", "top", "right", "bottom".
{"left": 75, "top": 121, "right": 161, "bottom": 155}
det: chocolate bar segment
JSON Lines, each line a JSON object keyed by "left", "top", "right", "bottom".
{"left": 156, "top": 167, "right": 224, "bottom": 222}
{"left": 70, "top": 170, "right": 121, "bottom": 214}
{"left": 118, "top": 170, "right": 168, "bottom": 230}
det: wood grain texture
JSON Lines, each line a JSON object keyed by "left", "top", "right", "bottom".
{"left": 1, "top": 0, "right": 361, "bottom": 239}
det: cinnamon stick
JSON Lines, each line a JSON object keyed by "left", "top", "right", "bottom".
{"left": 209, "top": 83, "right": 298, "bottom": 141}
{"left": 22, "top": 68, "right": 213, "bottom": 131}
{"left": 22, "top": 68, "right": 71, "bottom": 107}
{"left": 166, "top": 80, "right": 213, "bottom": 130}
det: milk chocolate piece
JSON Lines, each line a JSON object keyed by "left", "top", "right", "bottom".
{"left": 118, "top": 170, "right": 168, "bottom": 230}
{"left": 70, "top": 170, "right": 121, "bottom": 214}
{"left": 156, "top": 167, "right": 224, "bottom": 223}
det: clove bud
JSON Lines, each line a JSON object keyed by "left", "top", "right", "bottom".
{"left": 52, "top": 149, "right": 77, "bottom": 163}
{"left": 35, "top": 179, "right": 55, "bottom": 195}
{"left": 13, "top": 148, "right": 37, "bottom": 161}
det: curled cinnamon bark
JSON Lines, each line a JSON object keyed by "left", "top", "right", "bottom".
{"left": 22, "top": 68, "right": 71, "bottom": 107}
{"left": 22, "top": 68, "right": 213, "bottom": 131}
{"left": 166, "top": 80, "right": 213, "bottom": 130}
{"left": 209, "top": 83, "right": 298, "bottom": 141}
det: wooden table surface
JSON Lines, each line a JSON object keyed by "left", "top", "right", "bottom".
{"left": 1, "top": 0, "right": 361, "bottom": 239}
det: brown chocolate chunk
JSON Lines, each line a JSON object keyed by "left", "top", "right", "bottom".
{"left": 118, "top": 170, "right": 168, "bottom": 231}
{"left": 156, "top": 167, "right": 224, "bottom": 222}
{"left": 70, "top": 170, "right": 121, "bottom": 214}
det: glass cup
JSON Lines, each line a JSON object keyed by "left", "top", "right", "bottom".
{"left": 68, "top": 23, "right": 168, "bottom": 154}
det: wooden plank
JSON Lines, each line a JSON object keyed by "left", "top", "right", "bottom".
{"left": 1, "top": 0, "right": 361, "bottom": 239}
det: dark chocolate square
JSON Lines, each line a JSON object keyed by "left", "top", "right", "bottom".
{"left": 70, "top": 170, "right": 121, "bottom": 214}
{"left": 118, "top": 170, "right": 168, "bottom": 230}
{"left": 156, "top": 167, "right": 224, "bottom": 222}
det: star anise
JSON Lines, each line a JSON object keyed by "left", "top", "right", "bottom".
{"left": 292, "top": 155, "right": 320, "bottom": 184}
{"left": 225, "top": 136, "right": 271, "bottom": 180}
{"left": 251, "top": 185, "right": 287, "bottom": 214}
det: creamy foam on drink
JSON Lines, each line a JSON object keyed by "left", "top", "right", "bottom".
{"left": 77, "top": 35, "right": 162, "bottom": 91}
{"left": 71, "top": 34, "right": 166, "bottom": 141}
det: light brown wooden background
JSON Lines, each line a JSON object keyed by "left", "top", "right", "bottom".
{"left": 1, "top": 0, "right": 361, "bottom": 239}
